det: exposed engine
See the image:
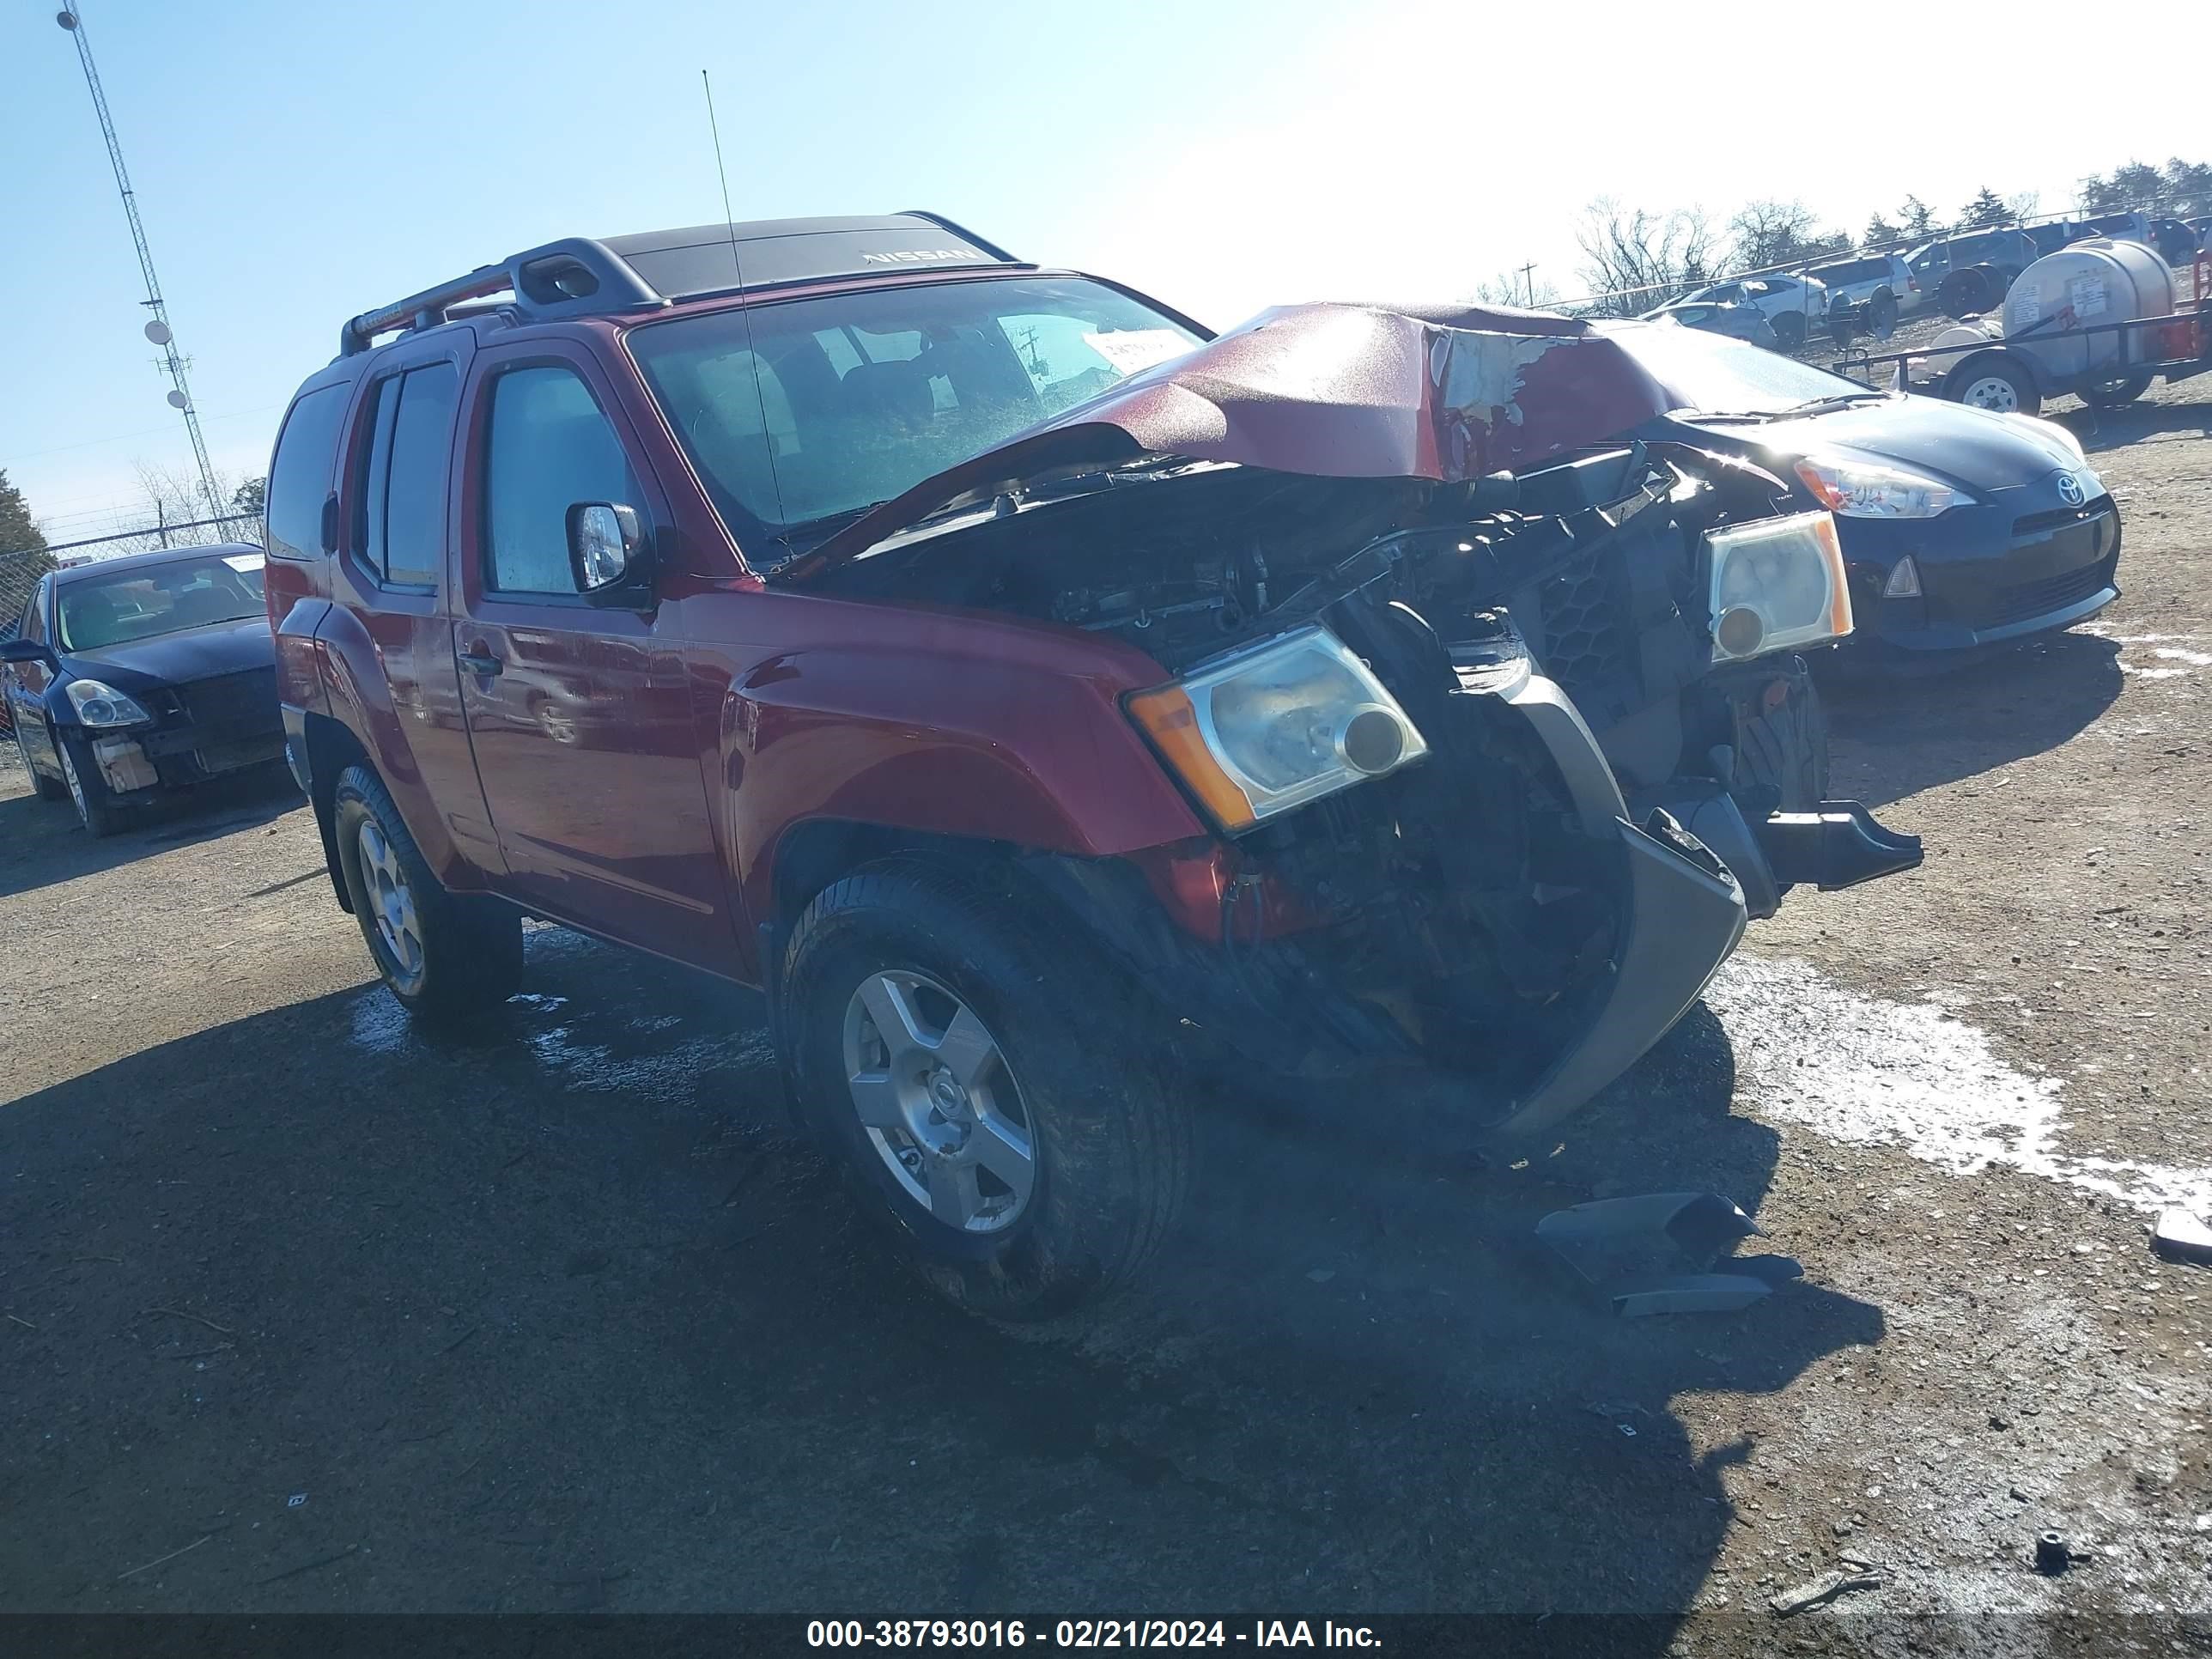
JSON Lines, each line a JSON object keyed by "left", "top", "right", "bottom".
{"left": 820, "top": 445, "right": 1773, "bottom": 1096}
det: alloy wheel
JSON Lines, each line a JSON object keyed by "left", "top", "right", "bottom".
{"left": 356, "top": 817, "right": 427, "bottom": 994}
{"left": 841, "top": 969, "right": 1036, "bottom": 1234}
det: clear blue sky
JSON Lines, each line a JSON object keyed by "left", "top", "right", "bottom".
{"left": 5, "top": 0, "right": 2202, "bottom": 545}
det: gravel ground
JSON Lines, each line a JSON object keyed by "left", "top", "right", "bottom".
{"left": 2, "top": 381, "right": 2209, "bottom": 1652}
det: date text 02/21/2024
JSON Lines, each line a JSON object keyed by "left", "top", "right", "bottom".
{"left": 805, "top": 1620, "right": 1382, "bottom": 1649}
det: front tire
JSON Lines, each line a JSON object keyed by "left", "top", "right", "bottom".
{"left": 15, "top": 717, "right": 66, "bottom": 801}
{"left": 332, "top": 763, "right": 522, "bottom": 1019}
{"left": 57, "top": 732, "right": 125, "bottom": 837}
{"left": 2087, "top": 373, "right": 2152, "bottom": 409}
{"left": 781, "top": 860, "right": 1192, "bottom": 1320}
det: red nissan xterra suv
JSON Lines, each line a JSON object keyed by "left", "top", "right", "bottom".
{"left": 266, "top": 214, "right": 1916, "bottom": 1316}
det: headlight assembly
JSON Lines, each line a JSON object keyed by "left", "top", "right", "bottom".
{"left": 1126, "top": 627, "right": 1427, "bottom": 833}
{"left": 65, "top": 678, "right": 153, "bottom": 729}
{"left": 1706, "top": 511, "right": 1854, "bottom": 663}
{"left": 1794, "top": 454, "right": 1971, "bottom": 519}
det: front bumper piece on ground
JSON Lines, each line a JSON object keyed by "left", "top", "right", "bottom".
{"left": 1664, "top": 787, "right": 1922, "bottom": 921}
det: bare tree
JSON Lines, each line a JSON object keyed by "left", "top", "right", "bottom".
{"left": 72, "top": 459, "right": 264, "bottom": 561}
{"left": 1573, "top": 198, "right": 1720, "bottom": 317}
{"left": 1474, "top": 268, "right": 1562, "bottom": 309}
{"left": 1728, "top": 199, "right": 1849, "bottom": 271}
{"left": 2005, "top": 190, "right": 2041, "bottom": 224}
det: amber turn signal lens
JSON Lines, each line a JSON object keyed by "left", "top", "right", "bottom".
{"left": 1126, "top": 684, "right": 1258, "bottom": 832}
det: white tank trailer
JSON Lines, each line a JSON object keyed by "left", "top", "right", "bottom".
{"left": 2002, "top": 238, "right": 2177, "bottom": 380}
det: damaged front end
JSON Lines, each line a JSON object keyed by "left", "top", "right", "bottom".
{"left": 793, "top": 303, "right": 1919, "bottom": 1127}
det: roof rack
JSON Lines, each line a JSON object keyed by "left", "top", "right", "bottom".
{"left": 339, "top": 211, "right": 1027, "bottom": 356}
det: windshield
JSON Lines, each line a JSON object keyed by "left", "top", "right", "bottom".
{"left": 1608, "top": 319, "right": 1873, "bottom": 415}
{"left": 628, "top": 276, "right": 1204, "bottom": 562}
{"left": 56, "top": 551, "right": 265, "bottom": 653}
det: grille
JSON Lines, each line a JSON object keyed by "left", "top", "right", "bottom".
{"left": 1987, "top": 562, "right": 2110, "bottom": 628}
{"left": 179, "top": 667, "right": 280, "bottom": 738}
{"left": 1535, "top": 544, "right": 1633, "bottom": 715}
{"left": 2013, "top": 496, "right": 2113, "bottom": 538}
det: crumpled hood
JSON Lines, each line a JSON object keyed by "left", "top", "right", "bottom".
{"left": 794, "top": 301, "right": 1679, "bottom": 576}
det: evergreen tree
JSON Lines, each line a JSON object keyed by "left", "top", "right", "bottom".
{"left": 0, "top": 470, "right": 46, "bottom": 557}
{"left": 1960, "top": 187, "right": 2011, "bottom": 229}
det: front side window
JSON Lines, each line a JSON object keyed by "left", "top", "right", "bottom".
{"left": 627, "top": 276, "right": 1202, "bottom": 563}
{"left": 482, "top": 366, "right": 644, "bottom": 596}
{"left": 57, "top": 554, "right": 266, "bottom": 652}
{"left": 21, "top": 580, "right": 48, "bottom": 644}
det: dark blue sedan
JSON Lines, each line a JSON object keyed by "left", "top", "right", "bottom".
{"left": 1613, "top": 323, "right": 2119, "bottom": 671}
{"left": 3, "top": 543, "right": 287, "bottom": 836}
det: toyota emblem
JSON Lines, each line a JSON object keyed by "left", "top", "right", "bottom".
{"left": 2056, "top": 471, "right": 2085, "bottom": 506}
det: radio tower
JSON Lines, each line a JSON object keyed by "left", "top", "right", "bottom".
{"left": 56, "top": 5, "right": 227, "bottom": 526}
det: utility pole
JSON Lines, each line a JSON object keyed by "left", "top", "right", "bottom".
{"left": 1516, "top": 263, "right": 1538, "bottom": 307}
{"left": 56, "top": 5, "right": 227, "bottom": 526}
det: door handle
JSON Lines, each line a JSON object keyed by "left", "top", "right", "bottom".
{"left": 457, "top": 649, "right": 503, "bottom": 677}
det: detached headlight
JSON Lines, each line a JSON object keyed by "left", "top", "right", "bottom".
{"left": 1127, "top": 626, "right": 1427, "bottom": 833}
{"left": 1707, "top": 510, "right": 1854, "bottom": 663}
{"left": 1794, "top": 454, "right": 1971, "bottom": 519}
{"left": 65, "top": 679, "right": 154, "bottom": 729}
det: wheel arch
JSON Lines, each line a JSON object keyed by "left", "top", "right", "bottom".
{"left": 302, "top": 710, "right": 373, "bottom": 913}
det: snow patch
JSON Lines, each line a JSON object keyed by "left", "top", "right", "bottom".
{"left": 1708, "top": 957, "right": 2212, "bottom": 1216}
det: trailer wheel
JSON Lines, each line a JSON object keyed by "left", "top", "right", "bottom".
{"left": 1947, "top": 355, "right": 2039, "bottom": 416}
{"left": 2086, "top": 373, "right": 2153, "bottom": 410}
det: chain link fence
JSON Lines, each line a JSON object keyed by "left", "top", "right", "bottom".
{"left": 2, "top": 511, "right": 263, "bottom": 641}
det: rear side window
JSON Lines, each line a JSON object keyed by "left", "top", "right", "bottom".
{"left": 482, "top": 366, "right": 643, "bottom": 595}
{"left": 266, "top": 383, "right": 351, "bottom": 561}
{"left": 352, "top": 364, "right": 459, "bottom": 587}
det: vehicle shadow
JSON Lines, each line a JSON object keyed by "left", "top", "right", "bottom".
{"left": 0, "top": 929, "right": 1874, "bottom": 1643}
{"left": 2052, "top": 396, "right": 2212, "bottom": 453}
{"left": 0, "top": 760, "right": 301, "bottom": 900}
{"left": 1821, "top": 628, "right": 2124, "bottom": 807}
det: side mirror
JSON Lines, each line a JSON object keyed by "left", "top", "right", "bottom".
{"left": 565, "top": 502, "right": 649, "bottom": 597}
{"left": 1, "top": 637, "right": 58, "bottom": 668}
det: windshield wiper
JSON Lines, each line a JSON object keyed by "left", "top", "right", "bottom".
{"left": 1780, "top": 391, "right": 1893, "bottom": 416}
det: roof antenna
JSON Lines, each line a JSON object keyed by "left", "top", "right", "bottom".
{"left": 701, "top": 68, "right": 787, "bottom": 541}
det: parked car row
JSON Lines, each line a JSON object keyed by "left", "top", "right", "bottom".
{"left": 3, "top": 213, "right": 2126, "bottom": 1319}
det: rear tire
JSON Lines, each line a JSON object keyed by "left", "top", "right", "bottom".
{"left": 1938, "top": 267, "right": 1992, "bottom": 319}
{"left": 57, "top": 732, "right": 125, "bottom": 837}
{"left": 1772, "top": 312, "right": 1808, "bottom": 349}
{"left": 1867, "top": 289, "right": 1899, "bottom": 337}
{"left": 781, "top": 859, "right": 1192, "bottom": 1321}
{"left": 332, "top": 763, "right": 522, "bottom": 1020}
{"left": 15, "top": 718, "right": 67, "bottom": 800}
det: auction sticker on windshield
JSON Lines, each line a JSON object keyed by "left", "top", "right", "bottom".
{"left": 1081, "top": 329, "right": 1193, "bottom": 374}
